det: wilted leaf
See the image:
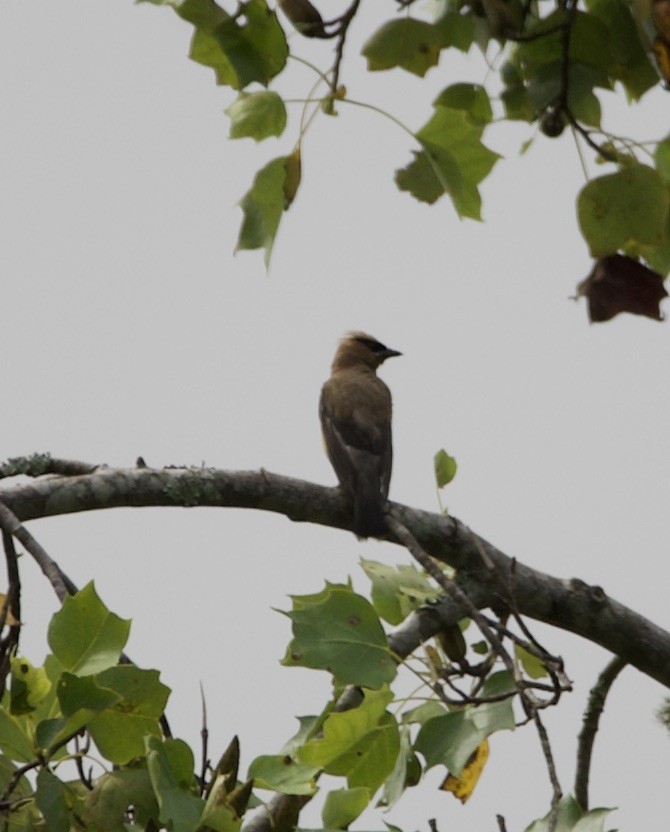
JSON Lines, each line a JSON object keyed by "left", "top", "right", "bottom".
{"left": 577, "top": 254, "right": 668, "bottom": 322}
{"left": 236, "top": 155, "right": 301, "bottom": 267}
{"left": 277, "top": 0, "right": 326, "bottom": 38}
{"left": 440, "top": 739, "right": 489, "bottom": 803}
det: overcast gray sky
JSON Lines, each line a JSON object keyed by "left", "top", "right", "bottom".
{"left": 1, "top": 1, "right": 669, "bottom": 829}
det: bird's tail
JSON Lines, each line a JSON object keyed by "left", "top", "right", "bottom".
{"left": 353, "top": 479, "right": 387, "bottom": 539}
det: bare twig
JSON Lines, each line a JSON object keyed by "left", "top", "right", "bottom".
{"left": 0, "top": 500, "right": 69, "bottom": 602}
{"left": 0, "top": 532, "right": 21, "bottom": 697}
{"left": 532, "top": 709, "right": 562, "bottom": 831}
{"left": 496, "top": 815, "right": 508, "bottom": 832}
{"left": 387, "top": 515, "right": 517, "bottom": 679}
{"left": 575, "top": 656, "right": 627, "bottom": 810}
{"left": 199, "top": 683, "right": 209, "bottom": 795}
{"left": 330, "top": 0, "right": 362, "bottom": 95}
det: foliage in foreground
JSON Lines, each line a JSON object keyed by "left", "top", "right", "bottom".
{"left": 0, "top": 575, "right": 616, "bottom": 831}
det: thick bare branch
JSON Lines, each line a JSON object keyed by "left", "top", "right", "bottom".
{"left": 0, "top": 464, "right": 668, "bottom": 688}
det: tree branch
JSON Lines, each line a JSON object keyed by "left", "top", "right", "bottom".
{"left": 574, "top": 656, "right": 627, "bottom": 810}
{"left": 0, "top": 462, "right": 668, "bottom": 688}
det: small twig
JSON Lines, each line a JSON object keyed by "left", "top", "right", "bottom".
{"left": 0, "top": 500, "right": 69, "bottom": 602}
{"left": 428, "top": 819, "right": 439, "bottom": 832}
{"left": 532, "top": 709, "right": 562, "bottom": 831}
{"left": 496, "top": 815, "right": 508, "bottom": 832}
{"left": 199, "top": 683, "right": 209, "bottom": 795}
{"left": 74, "top": 735, "right": 94, "bottom": 791}
{"left": 387, "top": 515, "right": 517, "bottom": 679}
{"left": 0, "top": 532, "right": 21, "bottom": 698}
{"left": 330, "top": 0, "right": 362, "bottom": 95}
{"left": 574, "top": 656, "right": 627, "bottom": 810}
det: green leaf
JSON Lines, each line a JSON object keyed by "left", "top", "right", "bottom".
{"left": 415, "top": 710, "right": 483, "bottom": 777}
{"left": 280, "top": 716, "right": 319, "bottom": 755}
{"left": 282, "top": 584, "right": 396, "bottom": 688}
{"left": 146, "top": 735, "right": 205, "bottom": 832}
{"left": 585, "top": 0, "right": 657, "bottom": 100}
{"left": 321, "top": 787, "right": 370, "bottom": 829}
{"left": 360, "top": 558, "right": 438, "bottom": 625}
{"left": 83, "top": 769, "right": 159, "bottom": 832}
{"left": 434, "top": 449, "right": 458, "bottom": 488}
{"left": 379, "top": 725, "right": 421, "bottom": 808}
{"left": 401, "top": 701, "right": 447, "bottom": 726}
{"left": 0, "top": 710, "right": 36, "bottom": 762}
{"left": 226, "top": 91, "right": 287, "bottom": 141}
{"left": 298, "top": 687, "right": 400, "bottom": 792}
{"left": 656, "top": 135, "right": 670, "bottom": 180}
{"left": 236, "top": 153, "right": 301, "bottom": 267}
{"left": 524, "top": 794, "right": 615, "bottom": 831}
{"left": 35, "top": 769, "right": 70, "bottom": 832}
{"left": 200, "top": 775, "right": 244, "bottom": 832}
{"left": 247, "top": 754, "right": 319, "bottom": 795}
{"left": 572, "top": 807, "right": 617, "bottom": 831}
{"left": 188, "top": 0, "right": 288, "bottom": 89}
{"left": 432, "top": 84, "right": 492, "bottom": 125}
{"left": 88, "top": 667, "right": 170, "bottom": 765}
{"left": 10, "top": 657, "right": 51, "bottom": 716}
{"left": 433, "top": 10, "right": 476, "bottom": 51}
{"left": 515, "top": 645, "right": 548, "bottom": 679}
{"left": 164, "top": 739, "right": 197, "bottom": 789}
{"left": 47, "top": 582, "right": 130, "bottom": 675}
{"left": 362, "top": 19, "right": 442, "bottom": 77}
{"left": 578, "top": 164, "right": 669, "bottom": 256}
{"left": 397, "top": 106, "right": 500, "bottom": 219}
{"left": 471, "top": 672, "right": 516, "bottom": 735}
{"left": 57, "top": 673, "right": 120, "bottom": 717}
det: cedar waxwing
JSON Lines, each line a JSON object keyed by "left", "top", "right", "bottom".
{"left": 320, "top": 332, "right": 402, "bottom": 538}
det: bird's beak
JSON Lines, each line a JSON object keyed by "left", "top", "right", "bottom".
{"left": 382, "top": 348, "right": 402, "bottom": 359}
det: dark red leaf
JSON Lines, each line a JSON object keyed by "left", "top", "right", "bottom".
{"left": 577, "top": 254, "right": 668, "bottom": 323}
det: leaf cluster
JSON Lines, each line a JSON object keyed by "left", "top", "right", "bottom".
{"left": 140, "top": 0, "right": 670, "bottom": 301}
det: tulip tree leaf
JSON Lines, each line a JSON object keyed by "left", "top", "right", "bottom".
{"left": 226, "top": 91, "right": 287, "bottom": 141}
{"left": 298, "top": 687, "right": 400, "bottom": 792}
{"left": 47, "top": 583, "right": 130, "bottom": 676}
{"left": 396, "top": 106, "right": 500, "bottom": 219}
{"left": 248, "top": 755, "right": 319, "bottom": 795}
{"left": 322, "top": 787, "right": 371, "bottom": 829}
{"left": 237, "top": 153, "right": 301, "bottom": 267}
{"left": 578, "top": 164, "right": 669, "bottom": 256}
{"left": 281, "top": 584, "right": 396, "bottom": 688}
{"left": 362, "top": 19, "right": 442, "bottom": 77}
{"left": 360, "top": 558, "right": 437, "bottom": 625}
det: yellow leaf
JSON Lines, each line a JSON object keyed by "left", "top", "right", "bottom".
{"left": 439, "top": 739, "right": 489, "bottom": 803}
{"left": 0, "top": 593, "right": 20, "bottom": 627}
{"left": 653, "top": 36, "right": 670, "bottom": 82}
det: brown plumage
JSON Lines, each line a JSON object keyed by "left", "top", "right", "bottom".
{"left": 320, "top": 332, "right": 401, "bottom": 538}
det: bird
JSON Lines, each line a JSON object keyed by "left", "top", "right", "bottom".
{"left": 320, "top": 332, "right": 401, "bottom": 538}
